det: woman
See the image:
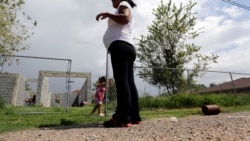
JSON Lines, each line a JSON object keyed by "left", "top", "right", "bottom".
{"left": 96, "top": 0, "right": 141, "bottom": 127}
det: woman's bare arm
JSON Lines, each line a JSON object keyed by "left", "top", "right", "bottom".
{"left": 96, "top": 5, "right": 131, "bottom": 25}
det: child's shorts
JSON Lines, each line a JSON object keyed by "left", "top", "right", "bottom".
{"left": 94, "top": 99, "right": 102, "bottom": 105}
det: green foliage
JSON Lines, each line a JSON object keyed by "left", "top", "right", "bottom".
{"left": 139, "top": 96, "right": 165, "bottom": 109}
{"left": 139, "top": 93, "right": 250, "bottom": 109}
{"left": 106, "top": 78, "right": 116, "bottom": 102}
{"left": 0, "top": 95, "right": 6, "bottom": 109}
{"left": 0, "top": 0, "right": 36, "bottom": 58}
{"left": 136, "top": 0, "right": 218, "bottom": 94}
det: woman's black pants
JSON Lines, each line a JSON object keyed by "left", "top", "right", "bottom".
{"left": 108, "top": 40, "right": 141, "bottom": 123}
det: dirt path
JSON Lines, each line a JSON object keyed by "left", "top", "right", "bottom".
{"left": 1, "top": 112, "right": 250, "bottom": 141}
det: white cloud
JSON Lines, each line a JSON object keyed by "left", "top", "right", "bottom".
{"left": 222, "top": 6, "right": 244, "bottom": 18}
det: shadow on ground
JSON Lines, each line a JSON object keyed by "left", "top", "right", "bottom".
{"left": 38, "top": 118, "right": 103, "bottom": 130}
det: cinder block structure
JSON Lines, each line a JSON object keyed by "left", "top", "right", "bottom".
{"left": 0, "top": 73, "right": 26, "bottom": 106}
{"left": 0, "top": 71, "right": 91, "bottom": 107}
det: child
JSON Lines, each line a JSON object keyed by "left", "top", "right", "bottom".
{"left": 89, "top": 76, "right": 106, "bottom": 116}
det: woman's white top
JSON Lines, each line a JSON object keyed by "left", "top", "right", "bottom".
{"left": 103, "top": 1, "right": 133, "bottom": 49}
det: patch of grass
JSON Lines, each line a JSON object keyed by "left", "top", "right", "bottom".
{"left": 0, "top": 105, "right": 110, "bottom": 134}
{"left": 1, "top": 93, "right": 250, "bottom": 134}
{"left": 1, "top": 104, "right": 250, "bottom": 134}
{"left": 140, "top": 108, "right": 201, "bottom": 119}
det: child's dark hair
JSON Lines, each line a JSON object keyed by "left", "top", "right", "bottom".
{"left": 122, "top": 0, "right": 137, "bottom": 8}
{"left": 99, "top": 76, "right": 106, "bottom": 82}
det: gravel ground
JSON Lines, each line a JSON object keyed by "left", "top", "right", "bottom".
{"left": 1, "top": 112, "right": 250, "bottom": 141}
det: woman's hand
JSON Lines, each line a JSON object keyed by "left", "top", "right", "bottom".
{"left": 96, "top": 13, "right": 109, "bottom": 21}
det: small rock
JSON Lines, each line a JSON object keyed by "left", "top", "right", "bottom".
{"left": 170, "top": 117, "right": 178, "bottom": 122}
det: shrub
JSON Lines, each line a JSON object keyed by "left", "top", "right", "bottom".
{"left": 139, "top": 93, "right": 250, "bottom": 109}
{"left": 0, "top": 95, "right": 6, "bottom": 109}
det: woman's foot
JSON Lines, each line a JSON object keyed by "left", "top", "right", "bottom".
{"left": 131, "top": 116, "right": 142, "bottom": 124}
{"left": 103, "top": 118, "right": 132, "bottom": 128}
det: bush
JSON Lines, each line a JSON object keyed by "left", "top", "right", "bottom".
{"left": 0, "top": 95, "right": 6, "bottom": 109}
{"left": 139, "top": 93, "right": 250, "bottom": 109}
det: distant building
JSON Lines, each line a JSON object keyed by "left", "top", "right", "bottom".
{"left": 198, "top": 77, "right": 250, "bottom": 94}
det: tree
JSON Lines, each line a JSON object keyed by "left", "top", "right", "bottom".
{"left": 136, "top": 0, "right": 218, "bottom": 94}
{"left": 0, "top": 0, "right": 36, "bottom": 57}
{"left": 25, "top": 83, "right": 32, "bottom": 91}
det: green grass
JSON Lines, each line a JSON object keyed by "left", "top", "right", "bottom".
{"left": 0, "top": 105, "right": 110, "bottom": 133}
{"left": 140, "top": 105, "right": 250, "bottom": 119}
{"left": 1, "top": 104, "right": 250, "bottom": 134}
{"left": 1, "top": 93, "right": 250, "bottom": 134}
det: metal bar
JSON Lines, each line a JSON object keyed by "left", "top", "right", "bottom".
{"left": 186, "top": 69, "right": 192, "bottom": 93}
{"left": 105, "top": 50, "right": 109, "bottom": 116}
{"left": 0, "top": 54, "right": 3, "bottom": 72}
{"left": 229, "top": 73, "right": 237, "bottom": 94}
{"left": 2, "top": 55, "right": 71, "bottom": 62}
{"left": 65, "top": 60, "right": 72, "bottom": 112}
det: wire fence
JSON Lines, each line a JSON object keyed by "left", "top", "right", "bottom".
{"left": 104, "top": 53, "right": 250, "bottom": 115}
{"left": 134, "top": 66, "right": 250, "bottom": 95}
{"left": 1, "top": 54, "right": 250, "bottom": 115}
{"left": 0, "top": 54, "right": 72, "bottom": 110}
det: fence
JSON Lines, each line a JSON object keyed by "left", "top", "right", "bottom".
{"left": 104, "top": 52, "right": 250, "bottom": 115}
{"left": 1, "top": 54, "right": 250, "bottom": 114}
{"left": 0, "top": 54, "right": 74, "bottom": 110}
{"left": 133, "top": 67, "right": 250, "bottom": 95}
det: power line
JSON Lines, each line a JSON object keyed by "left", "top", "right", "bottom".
{"left": 222, "top": 0, "right": 250, "bottom": 10}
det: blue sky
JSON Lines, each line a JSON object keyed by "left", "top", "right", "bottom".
{"left": 5, "top": 0, "right": 250, "bottom": 95}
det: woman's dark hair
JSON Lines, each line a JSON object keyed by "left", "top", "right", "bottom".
{"left": 122, "top": 0, "right": 137, "bottom": 8}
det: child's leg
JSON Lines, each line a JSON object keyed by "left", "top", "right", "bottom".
{"left": 98, "top": 104, "right": 105, "bottom": 116}
{"left": 90, "top": 105, "right": 98, "bottom": 114}
{"left": 98, "top": 104, "right": 102, "bottom": 114}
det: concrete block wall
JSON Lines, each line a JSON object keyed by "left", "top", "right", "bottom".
{"left": 58, "top": 93, "right": 78, "bottom": 107}
{"left": 0, "top": 73, "right": 17, "bottom": 104}
{"left": 40, "top": 77, "right": 51, "bottom": 107}
{"left": 78, "top": 74, "right": 92, "bottom": 104}
{"left": 0, "top": 73, "right": 26, "bottom": 106}
{"left": 13, "top": 75, "right": 26, "bottom": 106}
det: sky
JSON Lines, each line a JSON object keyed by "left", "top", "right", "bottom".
{"left": 4, "top": 0, "right": 250, "bottom": 95}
